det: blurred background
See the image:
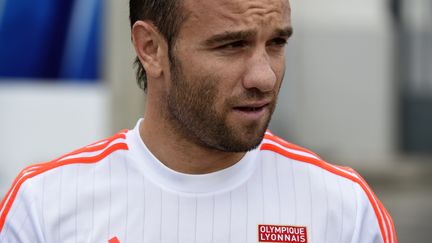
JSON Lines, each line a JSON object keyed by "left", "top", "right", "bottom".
{"left": 0, "top": 0, "right": 431, "bottom": 241}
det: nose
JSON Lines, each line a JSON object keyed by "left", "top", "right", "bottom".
{"left": 242, "top": 52, "right": 277, "bottom": 92}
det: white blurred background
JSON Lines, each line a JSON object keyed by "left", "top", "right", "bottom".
{"left": 1, "top": 0, "right": 431, "bottom": 241}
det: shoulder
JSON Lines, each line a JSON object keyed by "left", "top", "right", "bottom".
{"left": 260, "top": 131, "right": 359, "bottom": 183}
{"left": 261, "top": 131, "right": 365, "bottom": 185}
{"left": 0, "top": 130, "right": 129, "bottom": 233}
{"left": 259, "top": 131, "right": 397, "bottom": 243}
{"left": 12, "top": 129, "right": 129, "bottom": 183}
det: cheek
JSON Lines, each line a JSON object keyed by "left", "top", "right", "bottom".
{"left": 182, "top": 68, "right": 226, "bottom": 111}
{"left": 215, "top": 63, "right": 247, "bottom": 95}
{"left": 175, "top": 51, "right": 246, "bottom": 104}
{"left": 189, "top": 60, "right": 242, "bottom": 91}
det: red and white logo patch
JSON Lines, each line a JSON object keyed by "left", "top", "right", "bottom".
{"left": 258, "top": 224, "right": 308, "bottom": 243}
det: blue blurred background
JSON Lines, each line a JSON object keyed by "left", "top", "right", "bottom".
{"left": 0, "top": 0, "right": 102, "bottom": 80}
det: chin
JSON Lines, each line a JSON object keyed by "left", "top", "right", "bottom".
{"left": 230, "top": 125, "right": 268, "bottom": 151}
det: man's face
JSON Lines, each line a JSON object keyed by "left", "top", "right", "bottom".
{"left": 163, "top": 0, "right": 292, "bottom": 152}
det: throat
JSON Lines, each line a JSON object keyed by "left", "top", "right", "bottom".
{"left": 140, "top": 117, "right": 245, "bottom": 174}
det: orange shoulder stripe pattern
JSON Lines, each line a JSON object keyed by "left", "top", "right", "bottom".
{"left": 264, "top": 131, "right": 320, "bottom": 158}
{"left": 261, "top": 133, "right": 397, "bottom": 243}
{"left": 0, "top": 130, "right": 129, "bottom": 233}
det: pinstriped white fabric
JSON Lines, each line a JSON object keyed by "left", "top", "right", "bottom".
{"left": 0, "top": 120, "right": 396, "bottom": 243}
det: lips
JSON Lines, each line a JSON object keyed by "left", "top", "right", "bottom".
{"left": 234, "top": 100, "right": 270, "bottom": 111}
{"left": 230, "top": 99, "right": 272, "bottom": 122}
{"left": 234, "top": 105, "right": 267, "bottom": 112}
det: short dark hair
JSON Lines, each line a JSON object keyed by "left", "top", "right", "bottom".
{"left": 129, "top": 0, "right": 186, "bottom": 91}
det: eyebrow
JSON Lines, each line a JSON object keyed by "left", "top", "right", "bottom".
{"left": 203, "top": 30, "right": 256, "bottom": 46}
{"left": 202, "top": 26, "right": 294, "bottom": 47}
{"left": 276, "top": 26, "right": 294, "bottom": 38}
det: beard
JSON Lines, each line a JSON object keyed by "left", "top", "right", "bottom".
{"left": 165, "top": 55, "right": 278, "bottom": 153}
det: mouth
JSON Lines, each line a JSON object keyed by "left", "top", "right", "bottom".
{"left": 234, "top": 105, "right": 267, "bottom": 112}
{"left": 232, "top": 101, "right": 271, "bottom": 120}
{"left": 234, "top": 100, "right": 271, "bottom": 111}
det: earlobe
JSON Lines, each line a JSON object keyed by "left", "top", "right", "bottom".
{"left": 131, "top": 21, "right": 164, "bottom": 78}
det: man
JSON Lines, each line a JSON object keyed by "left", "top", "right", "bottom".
{"left": 0, "top": 0, "right": 397, "bottom": 242}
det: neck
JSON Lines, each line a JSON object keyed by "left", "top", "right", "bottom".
{"left": 140, "top": 102, "right": 245, "bottom": 175}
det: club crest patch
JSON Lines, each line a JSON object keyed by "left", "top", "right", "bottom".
{"left": 258, "top": 224, "right": 308, "bottom": 243}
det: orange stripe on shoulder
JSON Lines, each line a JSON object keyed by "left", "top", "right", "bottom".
{"left": 0, "top": 131, "right": 129, "bottom": 232}
{"left": 263, "top": 132, "right": 320, "bottom": 158}
{"left": 350, "top": 169, "right": 397, "bottom": 243}
{"left": 260, "top": 143, "right": 393, "bottom": 243}
{"left": 0, "top": 130, "right": 127, "bottom": 215}
{"left": 22, "top": 130, "right": 128, "bottom": 174}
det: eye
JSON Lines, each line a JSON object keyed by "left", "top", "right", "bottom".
{"left": 218, "top": 40, "right": 248, "bottom": 50}
{"left": 268, "top": 38, "right": 288, "bottom": 47}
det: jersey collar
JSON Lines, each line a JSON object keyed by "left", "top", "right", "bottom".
{"left": 126, "top": 119, "right": 259, "bottom": 195}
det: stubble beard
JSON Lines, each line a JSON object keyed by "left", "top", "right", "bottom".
{"left": 165, "top": 56, "right": 277, "bottom": 153}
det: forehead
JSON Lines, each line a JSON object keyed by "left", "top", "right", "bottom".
{"left": 181, "top": 0, "right": 291, "bottom": 35}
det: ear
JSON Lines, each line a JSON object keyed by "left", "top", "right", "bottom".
{"left": 131, "top": 21, "right": 165, "bottom": 78}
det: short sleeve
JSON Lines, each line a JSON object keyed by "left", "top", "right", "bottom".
{"left": 350, "top": 182, "right": 396, "bottom": 243}
{"left": 0, "top": 178, "right": 45, "bottom": 243}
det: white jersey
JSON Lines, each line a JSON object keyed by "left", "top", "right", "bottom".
{"left": 0, "top": 120, "right": 396, "bottom": 243}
